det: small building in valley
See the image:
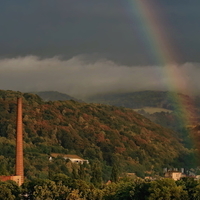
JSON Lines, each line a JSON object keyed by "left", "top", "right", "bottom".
{"left": 0, "top": 175, "right": 22, "bottom": 186}
{"left": 164, "top": 171, "right": 184, "bottom": 181}
{"left": 50, "top": 153, "right": 89, "bottom": 164}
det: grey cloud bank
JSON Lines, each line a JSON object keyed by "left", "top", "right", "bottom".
{"left": 0, "top": 56, "right": 199, "bottom": 99}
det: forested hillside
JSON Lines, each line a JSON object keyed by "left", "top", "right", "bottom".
{"left": 36, "top": 90, "right": 200, "bottom": 134}
{"left": 0, "top": 90, "right": 197, "bottom": 181}
{"left": 86, "top": 91, "right": 200, "bottom": 143}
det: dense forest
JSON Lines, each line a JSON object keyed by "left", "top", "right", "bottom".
{"left": 36, "top": 90, "right": 200, "bottom": 134}
{"left": 1, "top": 90, "right": 192, "bottom": 177}
{"left": 0, "top": 89, "right": 200, "bottom": 199}
{"left": 1, "top": 176, "right": 200, "bottom": 200}
{"left": 85, "top": 91, "right": 200, "bottom": 148}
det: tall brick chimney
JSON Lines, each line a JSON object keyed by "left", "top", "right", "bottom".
{"left": 15, "top": 97, "right": 24, "bottom": 184}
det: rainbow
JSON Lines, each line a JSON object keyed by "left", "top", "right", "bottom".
{"left": 124, "top": 0, "right": 196, "bottom": 127}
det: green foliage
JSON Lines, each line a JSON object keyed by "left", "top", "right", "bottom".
{"left": 103, "top": 178, "right": 138, "bottom": 200}
{"left": 147, "top": 178, "right": 185, "bottom": 200}
{"left": 0, "top": 184, "right": 15, "bottom": 200}
{"left": 110, "top": 165, "right": 119, "bottom": 183}
{"left": 91, "top": 162, "right": 103, "bottom": 188}
{"left": 2, "top": 175, "right": 200, "bottom": 199}
{"left": 88, "top": 91, "right": 200, "bottom": 153}
{"left": 72, "top": 167, "right": 78, "bottom": 179}
{"left": 0, "top": 89, "right": 196, "bottom": 181}
{"left": 176, "top": 177, "right": 200, "bottom": 199}
{"left": 0, "top": 180, "right": 20, "bottom": 200}
{"left": 78, "top": 164, "right": 87, "bottom": 181}
{"left": 22, "top": 178, "right": 74, "bottom": 200}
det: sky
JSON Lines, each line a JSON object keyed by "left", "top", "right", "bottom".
{"left": 0, "top": 0, "right": 200, "bottom": 98}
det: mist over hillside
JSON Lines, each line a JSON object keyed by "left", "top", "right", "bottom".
{"left": 1, "top": 56, "right": 200, "bottom": 99}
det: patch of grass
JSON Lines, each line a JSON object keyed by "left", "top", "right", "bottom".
{"left": 133, "top": 107, "right": 172, "bottom": 114}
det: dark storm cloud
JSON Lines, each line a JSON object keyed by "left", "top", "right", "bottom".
{"left": 0, "top": 0, "right": 200, "bottom": 65}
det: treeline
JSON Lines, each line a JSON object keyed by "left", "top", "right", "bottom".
{"left": 1, "top": 175, "right": 200, "bottom": 200}
{"left": 87, "top": 90, "right": 200, "bottom": 142}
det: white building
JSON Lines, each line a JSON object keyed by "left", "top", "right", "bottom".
{"left": 164, "top": 171, "right": 184, "bottom": 181}
{"left": 50, "top": 153, "right": 89, "bottom": 164}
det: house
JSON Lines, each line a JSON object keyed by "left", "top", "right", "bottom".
{"left": 164, "top": 171, "right": 184, "bottom": 181}
{"left": 0, "top": 175, "right": 22, "bottom": 186}
{"left": 196, "top": 175, "right": 200, "bottom": 180}
{"left": 50, "top": 153, "right": 89, "bottom": 164}
{"left": 126, "top": 173, "right": 136, "bottom": 178}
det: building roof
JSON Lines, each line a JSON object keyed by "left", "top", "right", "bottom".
{"left": 51, "top": 153, "right": 84, "bottom": 160}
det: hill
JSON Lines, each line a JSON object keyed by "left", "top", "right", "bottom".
{"left": 86, "top": 91, "right": 200, "bottom": 138}
{"left": 33, "top": 91, "right": 82, "bottom": 102}
{"left": 86, "top": 90, "right": 197, "bottom": 111}
{"left": 0, "top": 89, "right": 197, "bottom": 180}
{"left": 31, "top": 90, "right": 200, "bottom": 148}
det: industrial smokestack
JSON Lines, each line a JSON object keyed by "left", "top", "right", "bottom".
{"left": 15, "top": 97, "right": 24, "bottom": 184}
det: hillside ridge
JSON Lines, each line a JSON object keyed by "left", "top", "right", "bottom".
{"left": 0, "top": 89, "right": 197, "bottom": 179}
